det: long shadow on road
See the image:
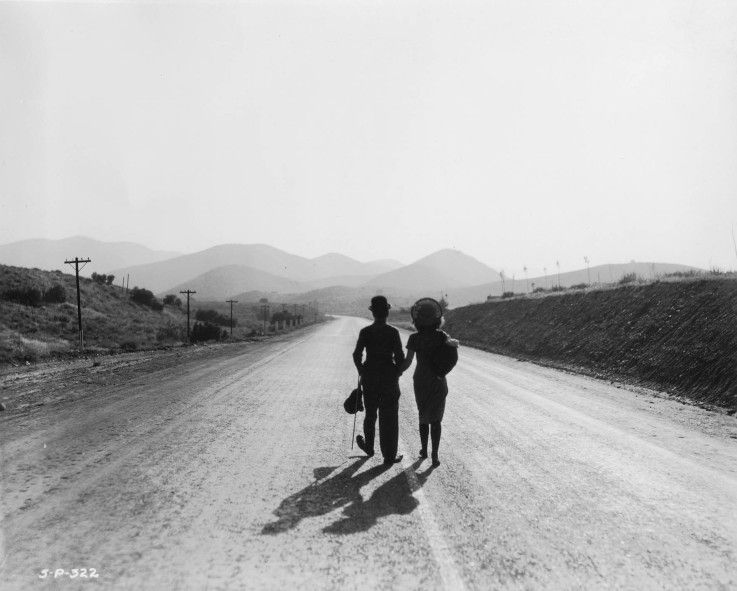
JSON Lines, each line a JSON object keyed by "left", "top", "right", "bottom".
{"left": 262, "top": 458, "right": 436, "bottom": 535}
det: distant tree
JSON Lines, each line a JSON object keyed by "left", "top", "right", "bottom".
{"left": 163, "top": 294, "right": 182, "bottom": 307}
{"left": 91, "top": 272, "right": 109, "bottom": 285}
{"left": 105, "top": 274, "right": 115, "bottom": 285}
{"left": 196, "top": 309, "right": 232, "bottom": 326}
{"left": 130, "top": 287, "right": 155, "bottom": 306}
{"left": 43, "top": 284, "right": 67, "bottom": 303}
{"left": 271, "top": 310, "right": 296, "bottom": 324}
{"left": 190, "top": 321, "right": 225, "bottom": 342}
{"left": 502, "top": 291, "right": 515, "bottom": 298}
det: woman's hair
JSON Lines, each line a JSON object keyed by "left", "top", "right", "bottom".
{"left": 414, "top": 317, "right": 443, "bottom": 331}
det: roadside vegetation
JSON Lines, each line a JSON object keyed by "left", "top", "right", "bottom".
{"left": 487, "top": 268, "right": 736, "bottom": 301}
{"left": 0, "top": 265, "right": 324, "bottom": 364}
{"left": 446, "top": 275, "right": 737, "bottom": 410}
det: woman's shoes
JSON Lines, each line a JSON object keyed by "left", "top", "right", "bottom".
{"left": 431, "top": 453, "right": 440, "bottom": 467}
{"left": 419, "top": 448, "right": 428, "bottom": 459}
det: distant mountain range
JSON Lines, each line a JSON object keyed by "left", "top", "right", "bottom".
{"left": 110, "top": 244, "right": 405, "bottom": 294}
{"left": 0, "top": 237, "right": 700, "bottom": 310}
{"left": 0, "top": 236, "right": 180, "bottom": 278}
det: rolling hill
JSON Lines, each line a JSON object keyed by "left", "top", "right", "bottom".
{"left": 113, "top": 244, "right": 402, "bottom": 294}
{"left": 0, "top": 237, "right": 180, "bottom": 277}
{"left": 0, "top": 264, "right": 187, "bottom": 361}
{"left": 164, "top": 265, "right": 303, "bottom": 300}
{"left": 365, "top": 249, "right": 500, "bottom": 293}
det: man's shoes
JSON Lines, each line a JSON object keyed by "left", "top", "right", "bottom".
{"left": 382, "top": 454, "right": 403, "bottom": 466}
{"left": 356, "top": 436, "right": 374, "bottom": 457}
{"left": 431, "top": 453, "right": 440, "bottom": 467}
{"left": 419, "top": 448, "right": 428, "bottom": 459}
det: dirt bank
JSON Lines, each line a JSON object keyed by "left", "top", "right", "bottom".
{"left": 444, "top": 278, "right": 737, "bottom": 410}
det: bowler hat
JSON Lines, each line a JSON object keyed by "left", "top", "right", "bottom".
{"left": 369, "top": 295, "right": 391, "bottom": 312}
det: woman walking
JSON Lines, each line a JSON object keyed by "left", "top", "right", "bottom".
{"left": 399, "top": 298, "right": 459, "bottom": 467}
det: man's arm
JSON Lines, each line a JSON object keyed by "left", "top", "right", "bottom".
{"left": 352, "top": 330, "right": 365, "bottom": 374}
{"left": 392, "top": 330, "right": 406, "bottom": 367}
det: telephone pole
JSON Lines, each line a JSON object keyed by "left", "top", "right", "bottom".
{"left": 64, "top": 257, "right": 91, "bottom": 349}
{"left": 226, "top": 299, "right": 238, "bottom": 338}
{"left": 180, "top": 290, "right": 196, "bottom": 342}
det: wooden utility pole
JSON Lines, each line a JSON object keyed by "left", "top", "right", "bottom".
{"left": 64, "top": 257, "right": 91, "bottom": 349}
{"left": 226, "top": 299, "right": 238, "bottom": 338}
{"left": 180, "top": 290, "right": 196, "bottom": 342}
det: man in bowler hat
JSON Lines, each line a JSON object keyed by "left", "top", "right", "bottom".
{"left": 352, "top": 296, "right": 405, "bottom": 465}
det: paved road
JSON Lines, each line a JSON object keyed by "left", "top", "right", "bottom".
{"left": 1, "top": 316, "right": 736, "bottom": 589}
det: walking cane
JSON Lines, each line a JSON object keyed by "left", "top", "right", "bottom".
{"left": 350, "top": 376, "right": 361, "bottom": 449}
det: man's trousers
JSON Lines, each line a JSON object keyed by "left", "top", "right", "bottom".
{"left": 362, "top": 395, "right": 399, "bottom": 461}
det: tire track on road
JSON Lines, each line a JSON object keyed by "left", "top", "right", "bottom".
{"left": 1, "top": 334, "right": 314, "bottom": 540}
{"left": 398, "top": 439, "right": 467, "bottom": 591}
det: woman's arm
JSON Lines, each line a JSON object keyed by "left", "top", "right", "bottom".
{"left": 398, "top": 349, "right": 415, "bottom": 374}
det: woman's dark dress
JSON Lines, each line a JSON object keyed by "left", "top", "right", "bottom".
{"left": 407, "top": 329, "right": 449, "bottom": 424}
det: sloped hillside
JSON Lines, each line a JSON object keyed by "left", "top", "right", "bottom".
{"left": 366, "top": 249, "right": 499, "bottom": 292}
{"left": 164, "top": 265, "right": 303, "bottom": 299}
{"left": 444, "top": 278, "right": 737, "bottom": 410}
{"left": 0, "top": 265, "right": 187, "bottom": 362}
{"left": 447, "top": 262, "right": 700, "bottom": 306}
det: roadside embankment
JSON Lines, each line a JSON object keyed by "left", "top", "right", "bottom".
{"left": 444, "top": 279, "right": 737, "bottom": 410}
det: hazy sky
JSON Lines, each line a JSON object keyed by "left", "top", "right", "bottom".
{"left": 2, "top": 1, "right": 737, "bottom": 274}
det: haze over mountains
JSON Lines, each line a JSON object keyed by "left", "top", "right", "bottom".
{"left": 0, "top": 237, "right": 180, "bottom": 277}
{"left": 0, "top": 236, "right": 700, "bottom": 309}
{"left": 110, "top": 244, "right": 406, "bottom": 295}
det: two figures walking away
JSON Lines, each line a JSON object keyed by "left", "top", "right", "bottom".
{"left": 352, "top": 295, "right": 459, "bottom": 468}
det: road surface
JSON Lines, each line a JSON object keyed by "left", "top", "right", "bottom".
{"left": 1, "top": 316, "right": 736, "bottom": 589}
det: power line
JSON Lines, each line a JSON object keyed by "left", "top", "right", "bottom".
{"left": 180, "top": 290, "right": 197, "bottom": 343}
{"left": 226, "top": 299, "right": 238, "bottom": 338}
{"left": 64, "top": 257, "right": 91, "bottom": 349}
